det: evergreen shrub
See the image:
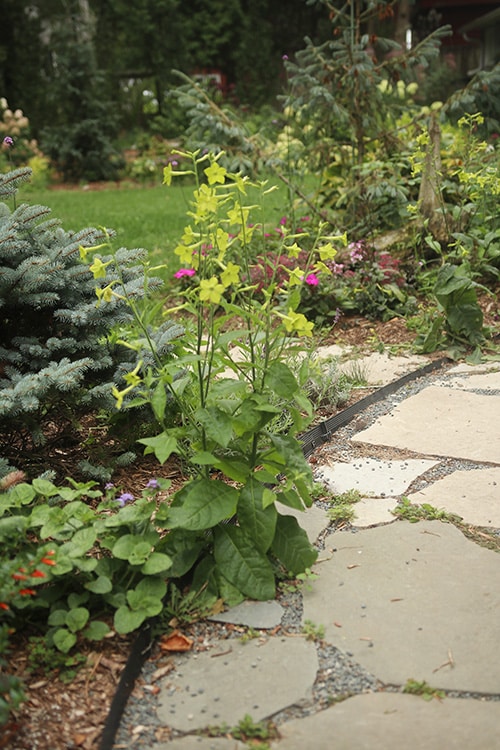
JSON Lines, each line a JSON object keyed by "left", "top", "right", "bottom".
{"left": 0, "top": 168, "right": 182, "bottom": 478}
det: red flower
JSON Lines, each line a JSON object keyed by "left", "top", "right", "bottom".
{"left": 11, "top": 573, "right": 28, "bottom": 581}
{"left": 30, "top": 570, "right": 46, "bottom": 578}
{"left": 19, "top": 588, "right": 36, "bottom": 596}
{"left": 0, "top": 602, "right": 9, "bottom": 610}
{"left": 41, "top": 557, "right": 56, "bottom": 566}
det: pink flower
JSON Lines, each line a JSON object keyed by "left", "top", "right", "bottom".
{"left": 305, "top": 273, "right": 319, "bottom": 286}
{"left": 174, "top": 268, "right": 196, "bottom": 279}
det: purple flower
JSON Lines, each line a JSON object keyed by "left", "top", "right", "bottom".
{"left": 104, "top": 482, "right": 115, "bottom": 490}
{"left": 305, "top": 273, "right": 319, "bottom": 286}
{"left": 116, "top": 492, "right": 134, "bottom": 507}
{"left": 174, "top": 268, "right": 196, "bottom": 279}
{"left": 282, "top": 54, "right": 289, "bottom": 61}
{"left": 3, "top": 136, "right": 13, "bottom": 147}
{"left": 146, "top": 478, "right": 160, "bottom": 489}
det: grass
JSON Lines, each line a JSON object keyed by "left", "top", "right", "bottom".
{"left": 19, "top": 174, "right": 293, "bottom": 262}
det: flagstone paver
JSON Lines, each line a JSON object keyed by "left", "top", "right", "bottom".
{"left": 156, "top": 638, "right": 318, "bottom": 732}
{"left": 270, "top": 693, "right": 500, "bottom": 750}
{"left": 317, "top": 457, "right": 438, "bottom": 497}
{"left": 302, "top": 521, "right": 500, "bottom": 692}
{"left": 408, "top": 466, "right": 500, "bottom": 527}
{"left": 354, "top": 386, "right": 500, "bottom": 464}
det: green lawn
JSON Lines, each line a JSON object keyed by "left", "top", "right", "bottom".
{"left": 20, "top": 176, "right": 295, "bottom": 260}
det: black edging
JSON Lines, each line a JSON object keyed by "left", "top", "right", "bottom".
{"left": 99, "top": 355, "right": 448, "bottom": 750}
{"left": 299, "top": 356, "right": 447, "bottom": 458}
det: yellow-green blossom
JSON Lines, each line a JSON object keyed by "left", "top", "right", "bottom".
{"left": 194, "top": 184, "right": 218, "bottom": 218}
{"left": 89, "top": 256, "right": 112, "bottom": 279}
{"left": 281, "top": 309, "right": 314, "bottom": 337}
{"left": 286, "top": 242, "right": 302, "bottom": 259}
{"left": 204, "top": 162, "right": 227, "bottom": 185}
{"left": 227, "top": 205, "right": 249, "bottom": 227}
{"left": 174, "top": 243, "right": 196, "bottom": 266}
{"left": 112, "top": 384, "right": 134, "bottom": 410}
{"left": 123, "top": 360, "right": 143, "bottom": 387}
{"left": 199, "top": 276, "right": 225, "bottom": 304}
{"left": 287, "top": 267, "right": 304, "bottom": 287}
{"left": 215, "top": 227, "right": 230, "bottom": 260}
{"left": 221, "top": 262, "right": 241, "bottom": 288}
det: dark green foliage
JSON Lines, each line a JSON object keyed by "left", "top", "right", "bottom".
{"left": 0, "top": 168, "right": 182, "bottom": 475}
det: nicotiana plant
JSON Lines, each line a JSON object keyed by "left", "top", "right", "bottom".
{"left": 88, "top": 149, "right": 350, "bottom": 604}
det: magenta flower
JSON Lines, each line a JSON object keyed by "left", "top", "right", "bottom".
{"left": 279, "top": 216, "right": 287, "bottom": 226}
{"left": 3, "top": 136, "right": 13, "bottom": 147}
{"left": 305, "top": 273, "right": 319, "bottom": 286}
{"left": 174, "top": 268, "right": 196, "bottom": 279}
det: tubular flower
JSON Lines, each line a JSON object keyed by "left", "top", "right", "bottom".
{"left": 199, "top": 276, "right": 225, "bottom": 305}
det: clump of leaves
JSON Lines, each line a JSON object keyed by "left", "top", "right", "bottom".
{"left": 326, "top": 489, "right": 362, "bottom": 524}
{"left": 392, "top": 497, "right": 460, "bottom": 524}
{"left": 302, "top": 619, "right": 325, "bottom": 642}
{"left": 403, "top": 678, "right": 445, "bottom": 701}
{"left": 26, "top": 635, "right": 86, "bottom": 683}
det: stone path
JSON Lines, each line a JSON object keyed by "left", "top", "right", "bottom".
{"left": 115, "top": 355, "right": 500, "bottom": 750}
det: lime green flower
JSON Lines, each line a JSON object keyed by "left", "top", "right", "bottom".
{"left": 194, "top": 184, "right": 218, "bottom": 217}
{"left": 123, "top": 360, "right": 143, "bottom": 387}
{"left": 215, "top": 227, "right": 230, "bottom": 260}
{"left": 204, "top": 162, "right": 227, "bottom": 185}
{"left": 221, "top": 262, "right": 241, "bottom": 288}
{"left": 89, "top": 256, "right": 112, "bottom": 279}
{"left": 199, "top": 276, "right": 225, "bottom": 304}
{"left": 286, "top": 242, "right": 302, "bottom": 259}
{"left": 279, "top": 309, "right": 314, "bottom": 337}
{"left": 163, "top": 163, "right": 174, "bottom": 186}
{"left": 287, "top": 267, "right": 304, "bottom": 287}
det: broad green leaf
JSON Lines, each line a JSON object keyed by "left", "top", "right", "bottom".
{"left": 112, "top": 533, "right": 158, "bottom": 562}
{"left": 84, "top": 575, "right": 113, "bottom": 594}
{"left": 214, "top": 525, "right": 275, "bottom": 600}
{"left": 135, "top": 576, "right": 167, "bottom": 599}
{"left": 271, "top": 514, "right": 317, "bottom": 575}
{"left": 195, "top": 406, "right": 233, "bottom": 448}
{"left": 48, "top": 608, "right": 67, "bottom": 627}
{"left": 138, "top": 432, "right": 178, "bottom": 464}
{"left": 65, "top": 606, "right": 90, "bottom": 633}
{"left": 141, "top": 552, "right": 172, "bottom": 575}
{"left": 0, "top": 516, "right": 28, "bottom": 539}
{"left": 4, "top": 483, "right": 36, "bottom": 506}
{"left": 126, "top": 592, "right": 163, "bottom": 617}
{"left": 168, "top": 479, "right": 238, "bottom": 530}
{"left": 238, "top": 479, "right": 277, "bottom": 553}
{"left": 151, "top": 381, "right": 167, "bottom": 421}
{"left": 114, "top": 605, "right": 147, "bottom": 634}
{"left": 73, "top": 557, "right": 98, "bottom": 572}
{"left": 161, "top": 529, "right": 205, "bottom": 578}
{"left": 278, "top": 488, "right": 305, "bottom": 510}
{"left": 265, "top": 361, "right": 299, "bottom": 397}
{"left": 60, "top": 526, "right": 98, "bottom": 558}
{"left": 32, "top": 478, "right": 59, "bottom": 497}
{"left": 103, "top": 499, "right": 155, "bottom": 527}
{"left": 67, "top": 592, "right": 89, "bottom": 609}
{"left": 53, "top": 628, "right": 77, "bottom": 653}
{"left": 84, "top": 620, "right": 111, "bottom": 641}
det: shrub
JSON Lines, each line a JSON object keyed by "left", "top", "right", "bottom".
{"left": 0, "top": 167, "right": 182, "bottom": 478}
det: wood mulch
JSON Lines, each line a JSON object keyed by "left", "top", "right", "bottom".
{"left": 3, "top": 301, "right": 499, "bottom": 750}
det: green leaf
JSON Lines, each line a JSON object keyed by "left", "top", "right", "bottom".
{"left": 195, "top": 406, "right": 233, "bottom": 448}
{"left": 53, "top": 628, "right": 77, "bottom": 653}
{"left": 84, "top": 575, "right": 113, "bottom": 594}
{"left": 4, "top": 483, "right": 36, "bottom": 506}
{"left": 237, "top": 479, "right": 277, "bottom": 553}
{"left": 60, "top": 526, "right": 98, "bottom": 558}
{"left": 32, "top": 478, "right": 59, "bottom": 497}
{"left": 168, "top": 479, "right": 238, "bottom": 530}
{"left": 278, "top": 488, "right": 305, "bottom": 510}
{"left": 114, "top": 606, "right": 147, "bottom": 634}
{"left": 48, "top": 608, "right": 68, "bottom": 627}
{"left": 112, "top": 532, "right": 159, "bottom": 562}
{"left": 151, "top": 382, "right": 168, "bottom": 421}
{"left": 265, "top": 361, "right": 299, "bottom": 397}
{"left": 141, "top": 552, "right": 172, "bottom": 574}
{"left": 65, "top": 606, "right": 90, "bottom": 633}
{"left": 135, "top": 576, "right": 167, "bottom": 599}
{"left": 84, "top": 620, "right": 111, "bottom": 641}
{"left": 0, "top": 515, "right": 28, "bottom": 539}
{"left": 271, "top": 514, "right": 317, "bottom": 575}
{"left": 126, "top": 592, "right": 163, "bottom": 617}
{"left": 138, "top": 432, "right": 178, "bottom": 464}
{"left": 214, "top": 525, "right": 275, "bottom": 600}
